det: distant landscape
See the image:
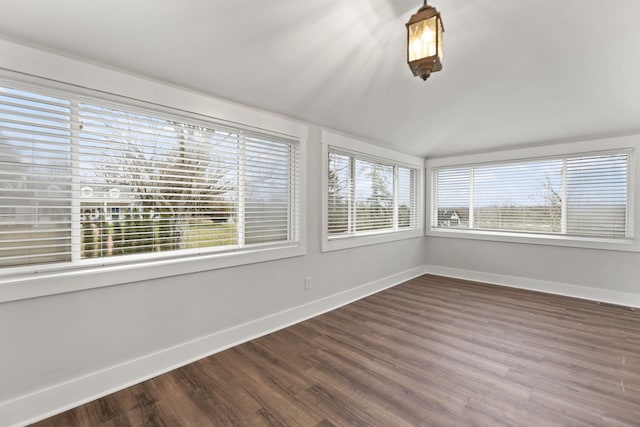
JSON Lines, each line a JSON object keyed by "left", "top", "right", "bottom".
{"left": 437, "top": 204, "right": 627, "bottom": 237}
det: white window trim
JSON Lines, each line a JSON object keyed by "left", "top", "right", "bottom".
{"left": 0, "top": 41, "right": 307, "bottom": 303}
{"left": 321, "top": 130, "right": 424, "bottom": 252}
{"left": 425, "top": 135, "right": 639, "bottom": 252}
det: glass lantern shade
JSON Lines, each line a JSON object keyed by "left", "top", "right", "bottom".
{"left": 406, "top": 3, "right": 443, "bottom": 80}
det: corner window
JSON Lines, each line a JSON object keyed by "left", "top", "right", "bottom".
{"left": 432, "top": 150, "right": 632, "bottom": 240}
{"left": 322, "top": 131, "right": 423, "bottom": 252}
{"left": 328, "top": 150, "right": 419, "bottom": 236}
{"left": 0, "top": 82, "right": 301, "bottom": 272}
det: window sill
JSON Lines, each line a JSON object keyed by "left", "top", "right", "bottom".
{"left": 0, "top": 243, "right": 305, "bottom": 303}
{"left": 426, "top": 227, "right": 637, "bottom": 252}
{"left": 322, "top": 228, "right": 424, "bottom": 252}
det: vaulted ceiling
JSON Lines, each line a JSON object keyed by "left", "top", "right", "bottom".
{"left": 1, "top": 0, "right": 639, "bottom": 157}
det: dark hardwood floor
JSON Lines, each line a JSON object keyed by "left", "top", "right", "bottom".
{"left": 32, "top": 274, "right": 640, "bottom": 426}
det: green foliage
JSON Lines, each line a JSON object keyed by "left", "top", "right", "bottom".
{"left": 398, "top": 204, "right": 411, "bottom": 228}
{"left": 185, "top": 219, "right": 237, "bottom": 248}
{"left": 81, "top": 216, "right": 98, "bottom": 258}
{"left": 80, "top": 205, "right": 237, "bottom": 259}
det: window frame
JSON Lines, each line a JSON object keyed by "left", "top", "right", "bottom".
{"left": 0, "top": 69, "right": 307, "bottom": 303}
{"left": 321, "top": 131, "right": 424, "bottom": 252}
{"left": 425, "top": 136, "right": 638, "bottom": 252}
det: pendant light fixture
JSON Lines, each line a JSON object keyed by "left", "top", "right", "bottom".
{"left": 406, "top": 1, "right": 444, "bottom": 80}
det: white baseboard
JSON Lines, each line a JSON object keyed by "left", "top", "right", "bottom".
{"left": 0, "top": 266, "right": 425, "bottom": 427}
{"left": 424, "top": 265, "right": 640, "bottom": 309}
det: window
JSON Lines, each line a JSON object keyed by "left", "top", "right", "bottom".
{"left": 322, "top": 131, "right": 423, "bottom": 253}
{"left": 433, "top": 150, "right": 632, "bottom": 240}
{"left": 0, "top": 81, "right": 300, "bottom": 272}
{"left": 327, "top": 148, "right": 419, "bottom": 238}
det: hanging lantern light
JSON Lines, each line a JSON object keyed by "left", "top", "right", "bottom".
{"left": 406, "top": 1, "right": 444, "bottom": 80}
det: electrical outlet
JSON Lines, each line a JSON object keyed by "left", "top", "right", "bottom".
{"left": 304, "top": 276, "right": 312, "bottom": 291}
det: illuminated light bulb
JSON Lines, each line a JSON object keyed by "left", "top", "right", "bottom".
{"left": 421, "top": 29, "right": 434, "bottom": 43}
{"left": 412, "top": 40, "right": 423, "bottom": 59}
{"left": 406, "top": 2, "right": 444, "bottom": 80}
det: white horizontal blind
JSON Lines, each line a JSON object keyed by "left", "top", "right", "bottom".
{"left": 327, "top": 148, "right": 419, "bottom": 237}
{"left": 397, "top": 166, "right": 418, "bottom": 229}
{"left": 244, "top": 134, "right": 297, "bottom": 245}
{"left": 327, "top": 151, "right": 351, "bottom": 235}
{"left": 0, "top": 82, "right": 299, "bottom": 269}
{"left": 435, "top": 167, "right": 471, "bottom": 228}
{"left": 0, "top": 87, "right": 72, "bottom": 267}
{"left": 433, "top": 151, "right": 631, "bottom": 239}
{"left": 566, "top": 153, "right": 628, "bottom": 237}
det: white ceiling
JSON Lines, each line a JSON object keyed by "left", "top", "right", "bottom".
{"left": 1, "top": 0, "right": 639, "bottom": 157}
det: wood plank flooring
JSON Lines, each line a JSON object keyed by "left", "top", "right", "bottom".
{"left": 31, "top": 274, "right": 640, "bottom": 426}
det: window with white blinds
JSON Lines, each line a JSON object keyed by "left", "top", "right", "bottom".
{"left": 0, "top": 82, "right": 300, "bottom": 270}
{"left": 433, "top": 151, "right": 632, "bottom": 239}
{"left": 328, "top": 148, "right": 419, "bottom": 237}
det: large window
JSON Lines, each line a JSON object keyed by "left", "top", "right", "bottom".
{"left": 0, "top": 82, "right": 300, "bottom": 271}
{"left": 433, "top": 150, "right": 632, "bottom": 240}
{"left": 327, "top": 148, "right": 419, "bottom": 238}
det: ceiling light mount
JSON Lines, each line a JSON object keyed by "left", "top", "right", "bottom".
{"left": 406, "top": 1, "right": 444, "bottom": 81}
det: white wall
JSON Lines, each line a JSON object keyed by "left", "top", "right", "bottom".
{"left": 0, "top": 41, "right": 427, "bottom": 426}
{"left": 425, "top": 237, "right": 640, "bottom": 304}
